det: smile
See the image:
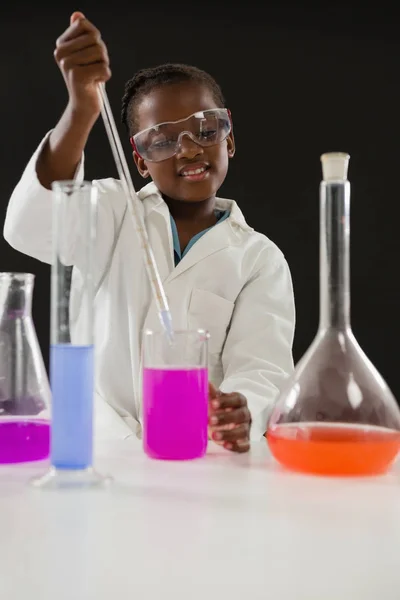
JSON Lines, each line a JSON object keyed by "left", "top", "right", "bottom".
{"left": 181, "top": 166, "right": 206, "bottom": 176}
{"left": 179, "top": 164, "right": 210, "bottom": 181}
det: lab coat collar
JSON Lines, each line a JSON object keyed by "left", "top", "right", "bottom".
{"left": 137, "top": 181, "right": 254, "bottom": 282}
{"left": 137, "top": 181, "right": 254, "bottom": 233}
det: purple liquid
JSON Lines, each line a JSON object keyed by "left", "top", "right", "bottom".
{"left": 0, "top": 420, "right": 50, "bottom": 464}
{"left": 143, "top": 367, "right": 208, "bottom": 460}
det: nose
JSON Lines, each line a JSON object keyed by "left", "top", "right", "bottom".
{"left": 175, "top": 131, "right": 204, "bottom": 159}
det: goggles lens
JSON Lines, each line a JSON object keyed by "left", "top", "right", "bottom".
{"left": 131, "top": 108, "right": 231, "bottom": 163}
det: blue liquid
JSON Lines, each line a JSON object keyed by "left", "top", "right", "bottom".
{"left": 50, "top": 344, "right": 94, "bottom": 470}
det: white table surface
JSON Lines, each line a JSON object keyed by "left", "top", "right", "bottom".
{"left": 1, "top": 437, "right": 400, "bottom": 600}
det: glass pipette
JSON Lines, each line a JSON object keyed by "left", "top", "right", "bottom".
{"left": 97, "top": 83, "right": 174, "bottom": 342}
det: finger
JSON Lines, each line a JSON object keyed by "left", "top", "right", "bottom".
{"left": 209, "top": 406, "right": 250, "bottom": 427}
{"left": 61, "top": 45, "right": 108, "bottom": 70}
{"left": 212, "top": 423, "right": 249, "bottom": 443}
{"left": 57, "top": 44, "right": 108, "bottom": 69}
{"left": 57, "top": 16, "right": 99, "bottom": 45}
{"left": 55, "top": 32, "right": 102, "bottom": 61}
{"left": 211, "top": 392, "right": 246, "bottom": 411}
{"left": 70, "top": 11, "right": 85, "bottom": 25}
{"left": 225, "top": 439, "right": 250, "bottom": 453}
{"left": 69, "top": 63, "right": 111, "bottom": 84}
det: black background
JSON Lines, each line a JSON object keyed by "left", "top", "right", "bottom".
{"left": 1, "top": 1, "right": 399, "bottom": 398}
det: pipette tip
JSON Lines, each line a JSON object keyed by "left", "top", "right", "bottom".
{"left": 159, "top": 309, "right": 175, "bottom": 344}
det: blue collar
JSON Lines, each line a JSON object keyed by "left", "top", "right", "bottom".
{"left": 170, "top": 209, "right": 230, "bottom": 266}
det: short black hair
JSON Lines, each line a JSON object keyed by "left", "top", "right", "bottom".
{"left": 121, "top": 63, "right": 226, "bottom": 137}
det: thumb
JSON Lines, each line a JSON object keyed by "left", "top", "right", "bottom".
{"left": 208, "top": 382, "right": 220, "bottom": 399}
{"left": 70, "top": 11, "right": 85, "bottom": 25}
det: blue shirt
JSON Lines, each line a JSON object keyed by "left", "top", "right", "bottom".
{"left": 170, "top": 210, "right": 230, "bottom": 266}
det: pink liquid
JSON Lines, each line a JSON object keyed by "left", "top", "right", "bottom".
{"left": 143, "top": 367, "right": 208, "bottom": 460}
{"left": 0, "top": 420, "right": 50, "bottom": 464}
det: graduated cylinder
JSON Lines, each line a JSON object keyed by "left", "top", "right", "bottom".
{"left": 50, "top": 180, "right": 97, "bottom": 471}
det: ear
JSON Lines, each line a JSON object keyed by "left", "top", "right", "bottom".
{"left": 133, "top": 152, "right": 150, "bottom": 178}
{"left": 227, "top": 131, "right": 235, "bottom": 159}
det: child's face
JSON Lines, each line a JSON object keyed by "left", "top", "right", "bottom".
{"left": 132, "top": 81, "right": 235, "bottom": 203}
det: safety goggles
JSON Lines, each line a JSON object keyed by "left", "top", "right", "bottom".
{"left": 130, "top": 108, "right": 232, "bottom": 163}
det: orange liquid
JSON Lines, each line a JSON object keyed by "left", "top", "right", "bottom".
{"left": 267, "top": 423, "right": 400, "bottom": 476}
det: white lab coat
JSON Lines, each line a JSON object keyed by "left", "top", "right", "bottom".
{"left": 3, "top": 133, "right": 295, "bottom": 441}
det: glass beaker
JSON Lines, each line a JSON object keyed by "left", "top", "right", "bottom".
{"left": 142, "top": 329, "right": 209, "bottom": 460}
{"left": 0, "top": 272, "right": 51, "bottom": 463}
{"left": 33, "top": 181, "right": 110, "bottom": 488}
{"left": 266, "top": 153, "right": 400, "bottom": 476}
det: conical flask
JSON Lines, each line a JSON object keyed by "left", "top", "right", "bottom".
{"left": 0, "top": 272, "right": 51, "bottom": 463}
{"left": 266, "top": 153, "right": 400, "bottom": 476}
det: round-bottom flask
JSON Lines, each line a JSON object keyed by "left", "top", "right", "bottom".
{"left": 266, "top": 153, "right": 400, "bottom": 476}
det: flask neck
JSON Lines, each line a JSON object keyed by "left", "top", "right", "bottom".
{"left": 319, "top": 180, "right": 351, "bottom": 332}
{"left": 0, "top": 273, "right": 34, "bottom": 319}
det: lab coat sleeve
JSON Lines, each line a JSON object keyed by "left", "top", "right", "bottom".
{"left": 3, "top": 132, "right": 122, "bottom": 286}
{"left": 219, "top": 246, "right": 295, "bottom": 441}
{"left": 3, "top": 131, "right": 84, "bottom": 265}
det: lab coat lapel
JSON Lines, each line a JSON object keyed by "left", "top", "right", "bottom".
{"left": 140, "top": 182, "right": 175, "bottom": 279}
{"left": 165, "top": 221, "right": 239, "bottom": 283}
{"left": 138, "top": 181, "right": 252, "bottom": 284}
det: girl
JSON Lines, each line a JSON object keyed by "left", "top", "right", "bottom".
{"left": 3, "top": 12, "right": 295, "bottom": 453}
